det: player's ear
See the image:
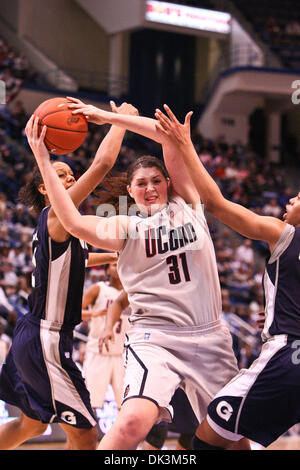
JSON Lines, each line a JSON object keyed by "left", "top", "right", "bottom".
{"left": 38, "top": 183, "right": 47, "bottom": 196}
{"left": 127, "top": 184, "right": 133, "bottom": 199}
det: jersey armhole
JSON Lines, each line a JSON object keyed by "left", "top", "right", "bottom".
{"left": 268, "top": 224, "right": 295, "bottom": 263}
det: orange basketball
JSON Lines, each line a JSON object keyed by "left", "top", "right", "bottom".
{"left": 34, "top": 97, "right": 88, "bottom": 155}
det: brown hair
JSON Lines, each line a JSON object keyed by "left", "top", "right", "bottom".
{"left": 96, "top": 156, "right": 169, "bottom": 213}
{"left": 18, "top": 166, "right": 45, "bottom": 215}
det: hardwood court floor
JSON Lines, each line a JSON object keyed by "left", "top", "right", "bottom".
{"left": 14, "top": 436, "right": 300, "bottom": 451}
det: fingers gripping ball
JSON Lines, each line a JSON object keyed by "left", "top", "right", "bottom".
{"left": 34, "top": 97, "right": 88, "bottom": 155}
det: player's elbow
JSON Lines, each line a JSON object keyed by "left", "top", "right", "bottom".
{"left": 64, "top": 217, "right": 84, "bottom": 239}
{"left": 93, "top": 159, "right": 111, "bottom": 173}
{"left": 203, "top": 195, "right": 224, "bottom": 215}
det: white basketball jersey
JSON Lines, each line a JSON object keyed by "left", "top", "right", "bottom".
{"left": 118, "top": 195, "right": 222, "bottom": 327}
{"left": 86, "top": 282, "right": 131, "bottom": 355}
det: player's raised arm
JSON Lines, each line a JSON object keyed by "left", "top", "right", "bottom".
{"left": 69, "top": 100, "right": 199, "bottom": 206}
{"left": 25, "top": 115, "right": 129, "bottom": 252}
{"left": 65, "top": 99, "right": 139, "bottom": 208}
{"left": 68, "top": 99, "right": 167, "bottom": 145}
{"left": 155, "top": 106, "right": 199, "bottom": 208}
{"left": 155, "top": 105, "right": 285, "bottom": 250}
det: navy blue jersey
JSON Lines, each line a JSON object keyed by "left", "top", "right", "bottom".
{"left": 262, "top": 224, "right": 300, "bottom": 340}
{"left": 28, "top": 206, "right": 88, "bottom": 328}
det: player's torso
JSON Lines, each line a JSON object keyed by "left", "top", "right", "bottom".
{"left": 87, "top": 282, "right": 129, "bottom": 355}
{"left": 263, "top": 224, "right": 300, "bottom": 339}
{"left": 28, "top": 206, "right": 88, "bottom": 328}
{"left": 118, "top": 195, "right": 222, "bottom": 327}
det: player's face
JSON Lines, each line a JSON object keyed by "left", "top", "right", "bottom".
{"left": 127, "top": 167, "right": 168, "bottom": 216}
{"left": 284, "top": 192, "right": 300, "bottom": 226}
{"left": 52, "top": 162, "right": 76, "bottom": 190}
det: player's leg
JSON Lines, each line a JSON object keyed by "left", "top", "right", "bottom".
{"left": 176, "top": 433, "right": 194, "bottom": 450}
{"left": 196, "top": 336, "right": 295, "bottom": 450}
{"left": 111, "top": 356, "right": 126, "bottom": 410}
{"left": 141, "top": 422, "right": 169, "bottom": 450}
{"left": 59, "top": 423, "right": 98, "bottom": 450}
{"left": 98, "top": 398, "right": 159, "bottom": 450}
{"left": 0, "top": 412, "right": 48, "bottom": 450}
{"left": 83, "top": 353, "right": 111, "bottom": 409}
{"left": 193, "top": 418, "right": 237, "bottom": 450}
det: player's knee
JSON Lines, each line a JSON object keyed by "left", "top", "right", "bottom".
{"left": 19, "top": 415, "right": 48, "bottom": 437}
{"left": 119, "top": 412, "right": 150, "bottom": 442}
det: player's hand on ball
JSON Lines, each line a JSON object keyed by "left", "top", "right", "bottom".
{"left": 110, "top": 100, "right": 139, "bottom": 116}
{"left": 67, "top": 98, "right": 109, "bottom": 125}
{"left": 25, "top": 115, "right": 50, "bottom": 160}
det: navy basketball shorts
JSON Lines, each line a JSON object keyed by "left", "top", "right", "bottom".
{"left": 168, "top": 388, "right": 199, "bottom": 435}
{"left": 0, "top": 315, "right": 97, "bottom": 428}
{"left": 207, "top": 334, "right": 300, "bottom": 447}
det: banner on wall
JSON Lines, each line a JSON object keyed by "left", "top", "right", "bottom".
{"left": 145, "top": 0, "right": 231, "bottom": 34}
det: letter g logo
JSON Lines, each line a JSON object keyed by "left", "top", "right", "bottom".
{"left": 61, "top": 411, "right": 77, "bottom": 425}
{"left": 216, "top": 400, "right": 233, "bottom": 422}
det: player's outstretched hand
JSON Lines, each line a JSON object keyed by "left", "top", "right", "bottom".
{"left": 98, "top": 327, "right": 115, "bottom": 354}
{"left": 154, "top": 104, "right": 193, "bottom": 148}
{"left": 25, "top": 115, "right": 50, "bottom": 161}
{"left": 67, "top": 97, "right": 109, "bottom": 126}
{"left": 110, "top": 100, "right": 139, "bottom": 116}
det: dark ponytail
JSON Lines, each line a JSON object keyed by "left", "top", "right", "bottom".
{"left": 18, "top": 166, "right": 45, "bottom": 215}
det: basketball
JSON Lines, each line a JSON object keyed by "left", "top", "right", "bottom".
{"left": 34, "top": 97, "right": 88, "bottom": 155}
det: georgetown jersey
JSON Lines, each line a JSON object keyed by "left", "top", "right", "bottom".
{"left": 86, "top": 282, "right": 131, "bottom": 355}
{"left": 262, "top": 224, "right": 300, "bottom": 340}
{"left": 28, "top": 206, "right": 88, "bottom": 328}
{"left": 118, "top": 195, "right": 222, "bottom": 327}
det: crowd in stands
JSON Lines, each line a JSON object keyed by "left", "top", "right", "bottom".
{"left": 0, "top": 37, "right": 35, "bottom": 103}
{"left": 234, "top": 0, "right": 300, "bottom": 70}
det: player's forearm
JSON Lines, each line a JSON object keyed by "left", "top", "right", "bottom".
{"left": 101, "top": 111, "right": 164, "bottom": 145}
{"left": 82, "top": 309, "right": 92, "bottom": 319}
{"left": 91, "top": 125, "right": 126, "bottom": 172}
{"left": 87, "top": 252, "right": 118, "bottom": 267}
{"left": 180, "top": 141, "right": 224, "bottom": 211}
{"left": 105, "top": 301, "right": 123, "bottom": 329}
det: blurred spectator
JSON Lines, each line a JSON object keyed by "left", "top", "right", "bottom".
{"left": 235, "top": 239, "right": 255, "bottom": 266}
{"left": 0, "top": 68, "right": 22, "bottom": 103}
{"left": 12, "top": 53, "right": 29, "bottom": 79}
{"left": 262, "top": 198, "right": 283, "bottom": 217}
{"left": 239, "top": 343, "right": 259, "bottom": 369}
{"left": 265, "top": 17, "right": 281, "bottom": 35}
{"left": 285, "top": 20, "right": 300, "bottom": 36}
{"left": 0, "top": 259, "right": 19, "bottom": 287}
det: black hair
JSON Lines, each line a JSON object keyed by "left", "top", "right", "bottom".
{"left": 18, "top": 166, "right": 45, "bottom": 215}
